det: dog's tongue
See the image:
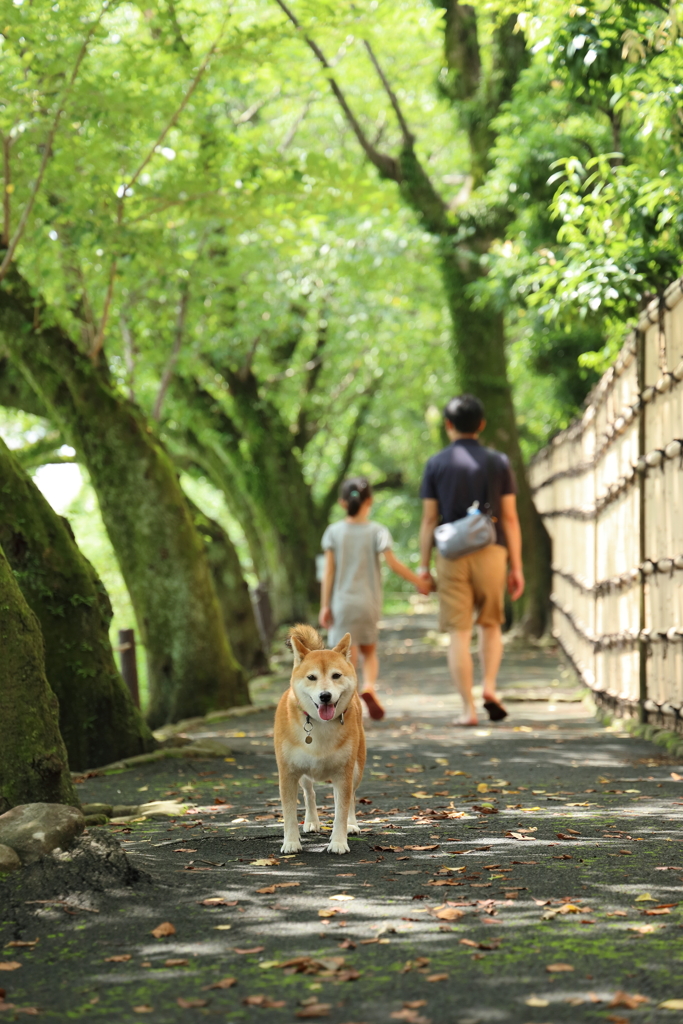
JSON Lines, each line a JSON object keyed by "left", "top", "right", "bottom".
{"left": 318, "top": 703, "right": 335, "bottom": 721}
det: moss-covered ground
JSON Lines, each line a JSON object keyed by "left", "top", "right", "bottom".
{"left": 1, "top": 612, "right": 682, "bottom": 1022}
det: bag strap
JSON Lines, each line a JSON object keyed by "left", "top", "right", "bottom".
{"left": 484, "top": 448, "right": 499, "bottom": 521}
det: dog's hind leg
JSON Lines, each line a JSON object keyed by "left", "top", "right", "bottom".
{"left": 279, "top": 771, "right": 303, "bottom": 854}
{"left": 301, "top": 775, "right": 320, "bottom": 833}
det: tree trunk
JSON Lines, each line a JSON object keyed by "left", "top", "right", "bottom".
{"left": 0, "top": 438, "right": 155, "bottom": 770}
{"left": 439, "top": 245, "right": 551, "bottom": 634}
{"left": 0, "top": 278, "right": 247, "bottom": 728}
{"left": 188, "top": 500, "right": 269, "bottom": 678}
{"left": 0, "top": 544, "right": 78, "bottom": 813}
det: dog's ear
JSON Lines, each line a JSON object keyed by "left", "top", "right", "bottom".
{"left": 290, "top": 636, "right": 310, "bottom": 666}
{"left": 333, "top": 633, "right": 352, "bottom": 662}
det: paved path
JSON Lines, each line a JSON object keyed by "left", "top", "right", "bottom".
{"left": 2, "top": 614, "right": 683, "bottom": 1023}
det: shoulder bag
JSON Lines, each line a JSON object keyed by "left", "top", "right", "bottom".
{"left": 433, "top": 449, "right": 499, "bottom": 560}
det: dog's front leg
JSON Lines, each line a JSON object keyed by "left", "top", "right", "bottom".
{"left": 300, "top": 775, "right": 320, "bottom": 833}
{"left": 328, "top": 777, "right": 353, "bottom": 854}
{"left": 279, "top": 771, "right": 302, "bottom": 854}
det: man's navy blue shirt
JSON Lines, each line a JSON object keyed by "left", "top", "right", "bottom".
{"left": 419, "top": 438, "right": 516, "bottom": 547}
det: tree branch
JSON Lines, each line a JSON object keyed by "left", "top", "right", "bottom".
{"left": 1, "top": 131, "right": 13, "bottom": 248}
{"left": 0, "top": 13, "right": 102, "bottom": 282}
{"left": 153, "top": 282, "right": 190, "bottom": 420}
{"left": 318, "top": 384, "right": 377, "bottom": 520}
{"left": 362, "top": 40, "right": 414, "bottom": 144}
{"left": 273, "top": 0, "right": 401, "bottom": 181}
{"left": 90, "top": 21, "right": 226, "bottom": 362}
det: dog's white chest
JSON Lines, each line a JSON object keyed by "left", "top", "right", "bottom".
{"left": 283, "top": 733, "right": 350, "bottom": 780}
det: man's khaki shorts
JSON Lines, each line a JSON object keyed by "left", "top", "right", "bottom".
{"left": 436, "top": 544, "right": 507, "bottom": 632}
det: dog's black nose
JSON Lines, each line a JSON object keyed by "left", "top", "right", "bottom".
{"left": 319, "top": 691, "right": 332, "bottom": 704}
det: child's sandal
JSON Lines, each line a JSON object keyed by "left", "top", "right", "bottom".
{"left": 360, "top": 692, "right": 385, "bottom": 720}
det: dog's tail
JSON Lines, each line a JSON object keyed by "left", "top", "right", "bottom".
{"left": 286, "top": 623, "right": 325, "bottom": 652}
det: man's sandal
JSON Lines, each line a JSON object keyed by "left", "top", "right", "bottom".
{"left": 360, "top": 691, "right": 385, "bottom": 720}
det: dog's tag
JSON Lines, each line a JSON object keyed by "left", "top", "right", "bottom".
{"left": 305, "top": 735, "right": 313, "bottom": 744}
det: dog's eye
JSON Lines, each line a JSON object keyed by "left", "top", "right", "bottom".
{"left": 306, "top": 673, "right": 317, "bottom": 681}
{"left": 331, "top": 672, "right": 342, "bottom": 680}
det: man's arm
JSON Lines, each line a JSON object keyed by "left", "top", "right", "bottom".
{"left": 499, "top": 493, "right": 524, "bottom": 600}
{"left": 418, "top": 498, "right": 440, "bottom": 586}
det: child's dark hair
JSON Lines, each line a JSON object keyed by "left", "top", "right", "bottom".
{"left": 444, "top": 393, "right": 485, "bottom": 434}
{"left": 340, "top": 476, "right": 372, "bottom": 517}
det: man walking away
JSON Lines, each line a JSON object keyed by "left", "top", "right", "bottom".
{"left": 418, "top": 394, "right": 524, "bottom": 726}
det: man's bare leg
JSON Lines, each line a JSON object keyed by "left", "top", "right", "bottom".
{"left": 478, "top": 624, "right": 503, "bottom": 703}
{"left": 448, "top": 628, "right": 477, "bottom": 724}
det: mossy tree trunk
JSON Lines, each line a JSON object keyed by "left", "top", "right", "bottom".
{"left": 0, "top": 438, "right": 155, "bottom": 770}
{"left": 169, "top": 370, "right": 373, "bottom": 624}
{"left": 0, "top": 273, "right": 247, "bottom": 728}
{"left": 439, "top": 245, "right": 552, "bottom": 635}
{"left": 0, "top": 544, "right": 78, "bottom": 814}
{"left": 188, "top": 500, "right": 268, "bottom": 678}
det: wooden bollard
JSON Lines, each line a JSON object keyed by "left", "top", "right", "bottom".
{"left": 118, "top": 628, "right": 140, "bottom": 708}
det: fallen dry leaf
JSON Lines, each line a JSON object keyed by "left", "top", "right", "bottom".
{"left": 609, "top": 991, "right": 649, "bottom": 1009}
{"left": 3, "top": 941, "right": 38, "bottom": 949}
{"left": 177, "top": 997, "right": 208, "bottom": 1008}
{"left": 459, "top": 939, "right": 499, "bottom": 951}
{"left": 295, "top": 1004, "right": 331, "bottom": 1019}
{"left": 546, "top": 963, "right": 574, "bottom": 972}
{"left": 433, "top": 907, "right": 463, "bottom": 921}
{"left": 390, "top": 1011, "right": 430, "bottom": 1024}
{"left": 329, "top": 894, "right": 354, "bottom": 901}
{"left": 132, "top": 1006, "right": 154, "bottom": 1014}
{"left": 671, "top": 773, "right": 682, "bottom": 781}
{"left": 404, "top": 1001, "right": 427, "bottom": 1009}
{"left": 243, "top": 994, "right": 286, "bottom": 1008}
{"left": 644, "top": 908, "right": 671, "bottom": 916}
{"left": 165, "top": 959, "right": 189, "bottom": 967}
{"left": 204, "top": 976, "right": 237, "bottom": 990}
{"left": 318, "top": 909, "right": 338, "bottom": 918}
{"left": 404, "top": 845, "right": 439, "bottom": 851}
{"left": 401, "top": 957, "right": 430, "bottom": 973}
{"left": 525, "top": 996, "right": 550, "bottom": 1007}
{"left": 0, "top": 963, "right": 21, "bottom": 972}
{"left": 629, "top": 925, "right": 657, "bottom": 935}
{"left": 234, "top": 947, "right": 265, "bottom": 955}
{"left": 104, "top": 954, "right": 132, "bottom": 963}
{"left": 256, "top": 885, "right": 277, "bottom": 894}
{"left": 634, "top": 893, "right": 656, "bottom": 902}
{"left": 198, "top": 897, "right": 237, "bottom": 907}
{"left": 426, "top": 973, "right": 448, "bottom": 982}
{"left": 151, "top": 921, "right": 175, "bottom": 938}
{"left": 250, "top": 857, "right": 279, "bottom": 866}
{"left": 659, "top": 999, "right": 683, "bottom": 1010}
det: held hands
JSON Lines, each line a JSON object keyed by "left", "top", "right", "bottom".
{"left": 318, "top": 605, "right": 333, "bottom": 628}
{"left": 507, "top": 567, "right": 525, "bottom": 601}
{"left": 416, "top": 570, "right": 435, "bottom": 596}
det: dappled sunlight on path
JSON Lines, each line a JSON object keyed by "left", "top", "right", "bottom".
{"left": 2, "top": 613, "right": 683, "bottom": 1022}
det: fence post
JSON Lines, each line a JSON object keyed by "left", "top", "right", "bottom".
{"left": 118, "top": 628, "right": 140, "bottom": 709}
{"left": 636, "top": 329, "right": 648, "bottom": 723}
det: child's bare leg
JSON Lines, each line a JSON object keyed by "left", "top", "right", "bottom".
{"left": 359, "top": 644, "right": 379, "bottom": 694}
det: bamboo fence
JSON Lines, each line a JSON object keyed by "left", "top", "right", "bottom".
{"left": 529, "top": 277, "right": 683, "bottom": 729}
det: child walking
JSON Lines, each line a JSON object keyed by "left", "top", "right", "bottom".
{"left": 319, "top": 476, "right": 430, "bottom": 720}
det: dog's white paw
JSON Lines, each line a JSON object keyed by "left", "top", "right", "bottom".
{"left": 346, "top": 823, "right": 361, "bottom": 835}
{"left": 302, "top": 820, "right": 320, "bottom": 834}
{"left": 281, "top": 839, "right": 303, "bottom": 854}
{"left": 326, "top": 839, "right": 350, "bottom": 855}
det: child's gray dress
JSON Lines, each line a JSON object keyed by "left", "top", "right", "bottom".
{"left": 321, "top": 520, "right": 393, "bottom": 647}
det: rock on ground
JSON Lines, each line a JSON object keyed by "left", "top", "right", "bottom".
{"left": 0, "top": 803, "right": 84, "bottom": 863}
{"left": 0, "top": 843, "right": 21, "bottom": 872}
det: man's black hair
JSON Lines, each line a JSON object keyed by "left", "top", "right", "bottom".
{"left": 443, "top": 393, "right": 485, "bottom": 434}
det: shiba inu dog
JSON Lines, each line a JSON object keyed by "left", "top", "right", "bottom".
{"left": 274, "top": 624, "right": 366, "bottom": 854}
